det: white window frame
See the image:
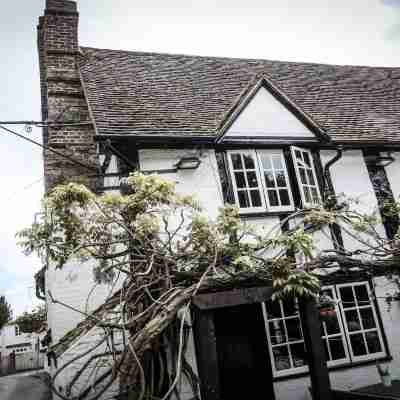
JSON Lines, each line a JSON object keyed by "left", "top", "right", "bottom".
{"left": 227, "top": 149, "right": 295, "bottom": 214}
{"left": 336, "top": 282, "right": 386, "bottom": 363}
{"left": 291, "top": 146, "right": 321, "bottom": 207}
{"left": 261, "top": 300, "right": 308, "bottom": 378}
{"left": 262, "top": 281, "right": 386, "bottom": 378}
{"left": 227, "top": 150, "right": 266, "bottom": 214}
{"left": 320, "top": 285, "right": 351, "bottom": 367}
{"left": 256, "top": 150, "right": 295, "bottom": 212}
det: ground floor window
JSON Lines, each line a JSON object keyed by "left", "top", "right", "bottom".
{"left": 262, "top": 281, "right": 386, "bottom": 378}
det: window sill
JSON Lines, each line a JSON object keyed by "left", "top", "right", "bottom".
{"left": 273, "top": 354, "right": 392, "bottom": 382}
{"left": 239, "top": 211, "right": 293, "bottom": 219}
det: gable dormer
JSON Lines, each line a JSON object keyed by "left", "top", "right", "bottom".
{"left": 217, "top": 77, "right": 329, "bottom": 144}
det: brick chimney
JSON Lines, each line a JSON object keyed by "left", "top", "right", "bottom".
{"left": 37, "top": 0, "right": 98, "bottom": 191}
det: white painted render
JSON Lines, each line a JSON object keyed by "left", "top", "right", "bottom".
{"left": 320, "top": 149, "right": 386, "bottom": 252}
{"left": 225, "top": 86, "right": 315, "bottom": 138}
{"left": 45, "top": 261, "right": 118, "bottom": 344}
{"left": 139, "top": 149, "right": 225, "bottom": 219}
{"left": 52, "top": 325, "right": 122, "bottom": 400}
{"left": 46, "top": 145, "right": 398, "bottom": 400}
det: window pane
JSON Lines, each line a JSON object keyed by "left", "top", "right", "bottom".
{"left": 276, "top": 171, "right": 287, "bottom": 187}
{"left": 299, "top": 168, "right": 307, "bottom": 184}
{"left": 266, "top": 301, "right": 282, "bottom": 319}
{"left": 286, "top": 318, "right": 302, "bottom": 342}
{"left": 360, "top": 308, "right": 376, "bottom": 330}
{"left": 250, "top": 190, "right": 262, "bottom": 207}
{"left": 273, "top": 346, "right": 291, "bottom": 371}
{"left": 272, "top": 156, "right": 283, "bottom": 170}
{"left": 269, "top": 320, "right": 287, "bottom": 344}
{"left": 235, "top": 172, "right": 246, "bottom": 188}
{"left": 260, "top": 155, "right": 272, "bottom": 170}
{"left": 311, "top": 188, "right": 319, "bottom": 203}
{"left": 279, "top": 189, "right": 290, "bottom": 206}
{"left": 268, "top": 190, "right": 279, "bottom": 206}
{"left": 295, "top": 150, "right": 302, "bottom": 160}
{"left": 366, "top": 331, "right": 382, "bottom": 354}
{"left": 231, "top": 154, "right": 242, "bottom": 170}
{"left": 264, "top": 171, "right": 275, "bottom": 188}
{"left": 304, "top": 187, "right": 312, "bottom": 203}
{"left": 303, "top": 152, "right": 311, "bottom": 167}
{"left": 238, "top": 191, "right": 250, "bottom": 208}
{"left": 340, "top": 287, "right": 355, "bottom": 308}
{"left": 270, "top": 321, "right": 287, "bottom": 345}
{"left": 350, "top": 333, "right": 367, "bottom": 356}
{"left": 321, "top": 288, "right": 334, "bottom": 298}
{"left": 324, "top": 316, "right": 341, "bottom": 335}
{"left": 247, "top": 171, "right": 258, "bottom": 188}
{"left": 355, "top": 285, "right": 369, "bottom": 305}
{"left": 290, "top": 343, "right": 307, "bottom": 368}
{"left": 282, "top": 298, "right": 297, "bottom": 317}
{"left": 329, "top": 338, "right": 346, "bottom": 360}
{"left": 345, "top": 310, "right": 362, "bottom": 331}
{"left": 307, "top": 169, "right": 315, "bottom": 185}
{"left": 243, "top": 154, "right": 255, "bottom": 169}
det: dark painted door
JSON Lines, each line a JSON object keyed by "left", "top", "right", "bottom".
{"left": 213, "top": 303, "right": 275, "bottom": 400}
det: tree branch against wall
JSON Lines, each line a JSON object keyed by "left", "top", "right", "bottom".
{"left": 17, "top": 173, "right": 400, "bottom": 400}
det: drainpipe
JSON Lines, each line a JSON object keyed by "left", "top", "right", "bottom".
{"left": 323, "top": 146, "right": 344, "bottom": 203}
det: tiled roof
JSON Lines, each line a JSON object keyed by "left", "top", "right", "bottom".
{"left": 79, "top": 47, "right": 400, "bottom": 144}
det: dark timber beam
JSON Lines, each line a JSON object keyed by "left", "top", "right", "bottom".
{"left": 193, "top": 286, "right": 273, "bottom": 310}
{"left": 191, "top": 306, "right": 221, "bottom": 400}
{"left": 299, "top": 298, "right": 333, "bottom": 400}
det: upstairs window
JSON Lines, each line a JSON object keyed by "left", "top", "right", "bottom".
{"left": 227, "top": 151, "right": 265, "bottom": 213}
{"left": 291, "top": 146, "right": 321, "bottom": 207}
{"left": 226, "top": 147, "right": 320, "bottom": 214}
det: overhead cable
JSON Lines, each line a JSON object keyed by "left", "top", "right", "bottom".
{"left": 0, "top": 125, "right": 97, "bottom": 172}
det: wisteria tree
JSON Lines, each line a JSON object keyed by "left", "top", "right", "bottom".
{"left": 17, "top": 173, "right": 400, "bottom": 400}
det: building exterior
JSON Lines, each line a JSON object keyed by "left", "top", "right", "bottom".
{"left": 36, "top": 1, "right": 400, "bottom": 399}
{"left": 0, "top": 322, "right": 35, "bottom": 356}
{"left": 0, "top": 322, "right": 45, "bottom": 374}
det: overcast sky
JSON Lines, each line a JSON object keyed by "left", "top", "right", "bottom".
{"left": 0, "top": 0, "right": 399, "bottom": 317}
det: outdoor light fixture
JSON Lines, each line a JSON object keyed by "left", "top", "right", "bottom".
{"left": 174, "top": 156, "right": 201, "bottom": 170}
{"left": 365, "top": 152, "right": 395, "bottom": 168}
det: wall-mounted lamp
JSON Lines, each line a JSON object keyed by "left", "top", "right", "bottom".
{"left": 365, "top": 152, "right": 395, "bottom": 168}
{"left": 174, "top": 156, "right": 201, "bottom": 170}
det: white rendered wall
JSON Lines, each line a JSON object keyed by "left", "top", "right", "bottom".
{"left": 46, "top": 261, "right": 119, "bottom": 344}
{"left": 139, "top": 149, "right": 225, "bottom": 219}
{"left": 225, "top": 86, "right": 315, "bottom": 138}
{"left": 320, "top": 150, "right": 386, "bottom": 252}
{"left": 53, "top": 325, "right": 122, "bottom": 400}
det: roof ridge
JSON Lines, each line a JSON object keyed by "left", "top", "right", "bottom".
{"left": 79, "top": 46, "right": 400, "bottom": 70}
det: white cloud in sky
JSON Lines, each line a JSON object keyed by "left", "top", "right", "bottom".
{"left": 0, "top": 0, "right": 399, "bottom": 317}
